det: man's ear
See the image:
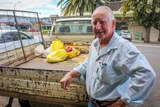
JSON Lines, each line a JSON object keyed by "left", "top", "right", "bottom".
{"left": 113, "top": 18, "right": 116, "bottom": 26}
{"left": 112, "top": 19, "right": 116, "bottom": 30}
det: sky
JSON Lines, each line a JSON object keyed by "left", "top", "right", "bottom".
{"left": 0, "top": 0, "right": 61, "bottom": 18}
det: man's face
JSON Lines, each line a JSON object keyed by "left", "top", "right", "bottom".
{"left": 92, "top": 9, "right": 115, "bottom": 45}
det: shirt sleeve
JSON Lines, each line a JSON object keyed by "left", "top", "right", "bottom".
{"left": 117, "top": 43, "right": 156, "bottom": 106}
{"left": 73, "top": 58, "right": 88, "bottom": 82}
{"left": 73, "top": 40, "right": 95, "bottom": 82}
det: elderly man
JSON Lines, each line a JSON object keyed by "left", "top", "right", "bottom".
{"left": 60, "top": 6, "right": 156, "bottom": 107}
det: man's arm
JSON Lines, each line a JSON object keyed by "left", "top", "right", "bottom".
{"left": 117, "top": 44, "right": 156, "bottom": 106}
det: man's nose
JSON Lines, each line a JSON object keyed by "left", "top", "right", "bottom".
{"left": 95, "top": 22, "right": 102, "bottom": 30}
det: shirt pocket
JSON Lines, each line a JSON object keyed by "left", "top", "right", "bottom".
{"left": 98, "top": 62, "right": 112, "bottom": 85}
{"left": 98, "top": 56, "right": 123, "bottom": 85}
{"left": 99, "top": 61, "right": 124, "bottom": 85}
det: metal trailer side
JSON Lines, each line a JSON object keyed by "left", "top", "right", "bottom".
{"left": 0, "top": 54, "right": 88, "bottom": 107}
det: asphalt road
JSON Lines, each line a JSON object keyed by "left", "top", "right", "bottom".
{"left": 0, "top": 42, "right": 160, "bottom": 107}
{"left": 134, "top": 43, "right": 160, "bottom": 107}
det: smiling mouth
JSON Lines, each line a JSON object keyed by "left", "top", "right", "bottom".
{"left": 95, "top": 31, "right": 104, "bottom": 36}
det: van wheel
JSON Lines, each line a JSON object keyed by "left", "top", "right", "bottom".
{"left": 18, "top": 99, "right": 31, "bottom": 107}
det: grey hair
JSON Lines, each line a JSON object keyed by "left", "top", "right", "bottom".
{"left": 94, "top": 6, "right": 115, "bottom": 21}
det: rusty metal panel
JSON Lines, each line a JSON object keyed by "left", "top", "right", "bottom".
{"left": 0, "top": 67, "right": 88, "bottom": 105}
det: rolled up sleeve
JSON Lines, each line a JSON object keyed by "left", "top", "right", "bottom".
{"left": 73, "top": 58, "right": 88, "bottom": 82}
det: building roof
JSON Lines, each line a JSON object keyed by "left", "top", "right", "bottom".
{"left": 113, "top": 11, "right": 133, "bottom": 17}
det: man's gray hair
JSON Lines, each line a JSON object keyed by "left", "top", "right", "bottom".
{"left": 95, "top": 6, "right": 115, "bottom": 21}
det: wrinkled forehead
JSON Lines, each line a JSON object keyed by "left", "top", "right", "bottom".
{"left": 92, "top": 8, "right": 110, "bottom": 22}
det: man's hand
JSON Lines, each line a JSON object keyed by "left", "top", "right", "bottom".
{"left": 60, "top": 73, "right": 72, "bottom": 90}
{"left": 60, "top": 70, "right": 81, "bottom": 90}
{"left": 111, "top": 99, "right": 126, "bottom": 107}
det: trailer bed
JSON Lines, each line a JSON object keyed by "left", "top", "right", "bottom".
{"left": 18, "top": 54, "right": 87, "bottom": 71}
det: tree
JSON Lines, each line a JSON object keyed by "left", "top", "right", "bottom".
{"left": 121, "top": 0, "right": 160, "bottom": 43}
{"left": 153, "top": 19, "right": 160, "bottom": 41}
{"left": 57, "top": 0, "right": 108, "bottom": 16}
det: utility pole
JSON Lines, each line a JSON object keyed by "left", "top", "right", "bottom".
{"left": 14, "top": 1, "right": 21, "bottom": 10}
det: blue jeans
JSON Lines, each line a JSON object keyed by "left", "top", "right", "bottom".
{"left": 88, "top": 97, "right": 97, "bottom": 107}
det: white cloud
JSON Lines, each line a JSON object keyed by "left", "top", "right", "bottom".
{"left": 0, "top": 0, "right": 61, "bottom": 18}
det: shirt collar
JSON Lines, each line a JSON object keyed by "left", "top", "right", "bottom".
{"left": 93, "top": 31, "right": 120, "bottom": 56}
{"left": 107, "top": 31, "right": 120, "bottom": 50}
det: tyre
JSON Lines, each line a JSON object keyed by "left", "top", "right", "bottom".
{"left": 18, "top": 99, "right": 31, "bottom": 107}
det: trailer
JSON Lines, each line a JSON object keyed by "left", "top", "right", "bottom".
{"left": 0, "top": 15, "right": 95, "bottom": 107}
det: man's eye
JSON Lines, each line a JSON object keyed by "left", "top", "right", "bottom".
{"left": 92, "top": 21, "right": 106, "bottom": 25}
{"left": 100, "top": 21, "right": 105, "bottom": 24}
{"left": 93, "top": 21, "right": 97, "bottom": 25}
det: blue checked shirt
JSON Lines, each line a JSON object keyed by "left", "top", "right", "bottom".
{"left": 73, "top": 32, "right": 156, "bottom": 106}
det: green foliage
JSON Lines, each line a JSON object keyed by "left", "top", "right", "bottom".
{"left": 122, "top": 0, "right": 160, "bottom": 28}
{"left": 42, "top": 30, "right": 49, "bottom": 34}
{"left": 57, "top": 0, "right": 108, "bottom": 16}
{"left": 153, "top": 19, "right": 160, "bottom": 29}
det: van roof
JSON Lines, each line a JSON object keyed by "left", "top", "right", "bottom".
{"left": 56, "top": 17, "right": 92, "bottom": 22}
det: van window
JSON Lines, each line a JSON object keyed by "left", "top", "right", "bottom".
{"left": 55, "top": 20, "right": 92, "bottom": 34}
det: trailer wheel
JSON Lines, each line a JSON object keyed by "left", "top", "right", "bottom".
{"left": 18, "top": 99, "right": 31, "bottom": 107}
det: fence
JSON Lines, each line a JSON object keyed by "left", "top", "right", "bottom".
{"left": 0, "top": 9, "right": 44, "bottom": 66}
